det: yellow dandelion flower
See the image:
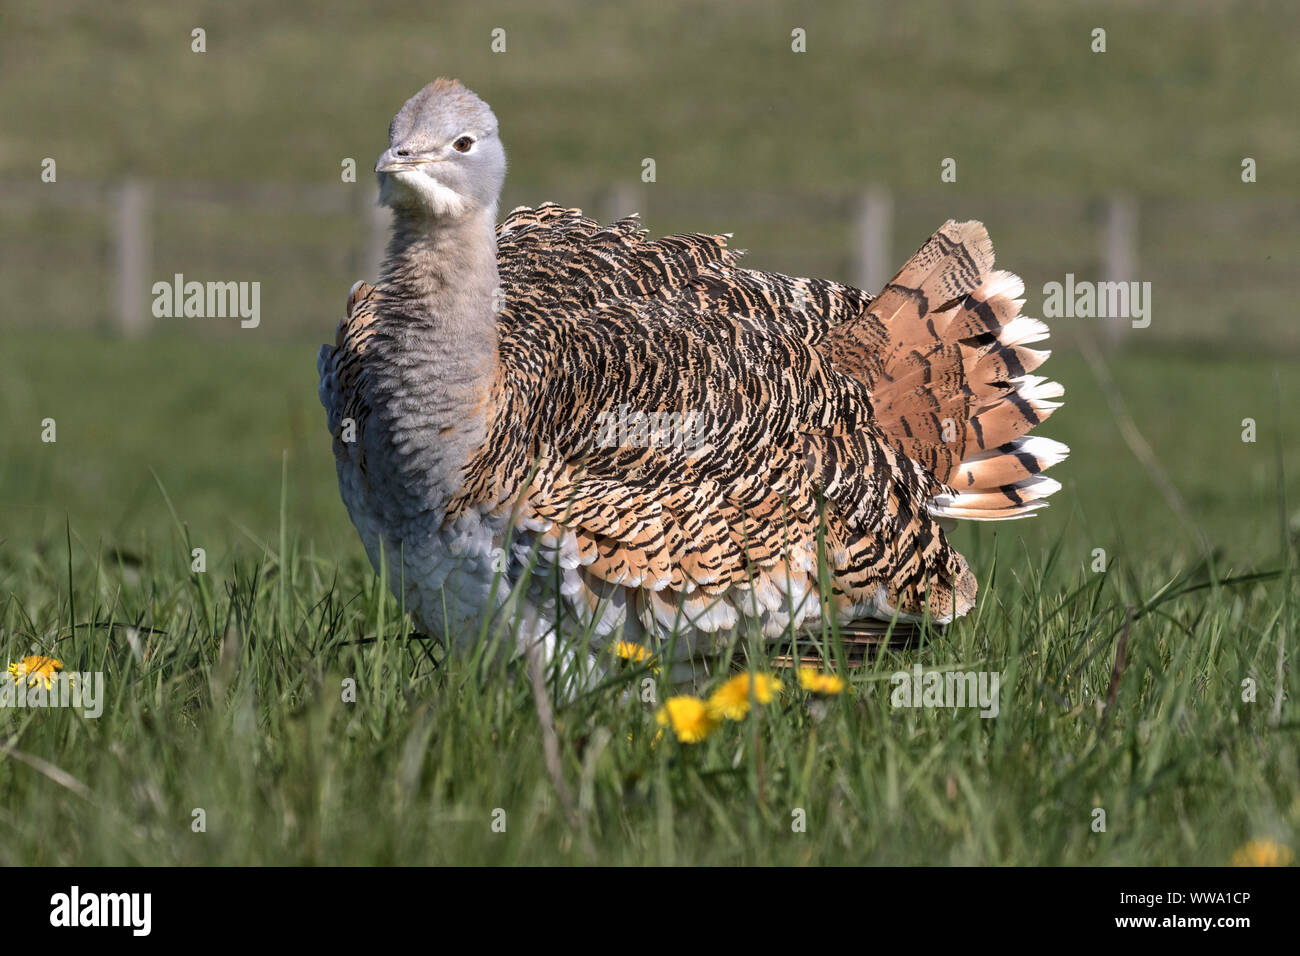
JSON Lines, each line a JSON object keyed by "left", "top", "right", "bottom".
{"left": 707, "top": 672, "right": 783, "bottom": 721}
{"left": 610, "top": 639, "right": 660, "bottom": 675}
{"left": 611, "top": 640, "right": 652, "bottom": 663}
{"left": 1232, "top": 839, "right": 1294, "bottom": 867}
{"left": 655, "top": 696, "right": 719, "bottom": 743}
{"left": 798, "top": 667, "right": 846, "bottom": 695}
{"left": 7, "top": 656, "right": 64, "bottom": 689}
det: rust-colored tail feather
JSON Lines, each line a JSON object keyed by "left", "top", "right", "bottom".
{"left": 829, "top": 220, "right": 1068, "bottom": 521}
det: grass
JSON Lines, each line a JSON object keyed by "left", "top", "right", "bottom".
{"left": 0, "top": 332, "right": 1297, "bottom": 864}
{"left": 1, "top": 0, "right": 1296, "bottom": 866}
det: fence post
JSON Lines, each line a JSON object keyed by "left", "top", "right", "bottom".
{"left": 362, "top": 191, "right": 388, "bottom": 283}
{"left": 854, "top": 186, "right": 892, "bottom": 294}
{"left": 112, "top": 179, "right": 151, "bottom": 336}
{"left": 1102, "top": 194, "right": 1138, "bottom": 350}
{"left": 602, "top": 183, "right": 640, "bottom": 225}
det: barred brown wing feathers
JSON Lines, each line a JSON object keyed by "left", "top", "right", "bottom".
{"left": 464, "top": 268, "right": 975, "bottom": 630}
{"left": 319, "top": 281, "right": 384, "bottom": 481}
{"left": 481, "top": 306, "right": 832, "bottom": 601}
{"left": 496, "top": 204, "right": 737, "bottom": 334}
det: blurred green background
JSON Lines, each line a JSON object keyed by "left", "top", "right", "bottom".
{"left": 2, "top": 0, "right": 1298, "bottom": 569}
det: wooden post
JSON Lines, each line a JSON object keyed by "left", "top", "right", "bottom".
{"left": 1102, "top": 194, "right": 1138, "bottom": 350}
{"left": 602, "top": 183, "right": 639, "bottom": 226}
{"left": 854, "top": 186, "right": 892, "bottom": 293}
{"left": 112, "top": 179, "right": 150, "bottom": 336}
{"left": 365, "top": 194, "right": 388, "bottom": 283}
{"left": 351, "top": 186, "right": 389, "bottom": 283}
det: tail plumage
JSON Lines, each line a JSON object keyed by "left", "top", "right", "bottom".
{"left": 828, "top": 220, "right": 1068, "bottom": 520}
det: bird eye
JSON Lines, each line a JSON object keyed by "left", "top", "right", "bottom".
{"left": 452, "top": 135, "right": 475, "bottom": 153}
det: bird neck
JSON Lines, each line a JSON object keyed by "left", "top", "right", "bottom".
{"left": 372, "top": 207, "right": 502, "bottom": 507}
{"left": 380, "top": 206, "right": 501, "bottom": 384}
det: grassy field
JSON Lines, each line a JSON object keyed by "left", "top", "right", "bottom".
{"left": 1, "top": 333, "right": 1296, "bottom": 864}
{"left": 1, "top": 0, "right": 1296, "bottom": 865}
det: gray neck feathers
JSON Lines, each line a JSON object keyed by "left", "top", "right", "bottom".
{"left": 370, "top": 208, "right": 501, "bottom": 514}
{"left": 380, "top": 207, "right": 500, "bottom": 380}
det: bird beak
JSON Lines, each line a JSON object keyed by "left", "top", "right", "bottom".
{"left": 374, "top": 148, "right": 409, "bottom": 173}
{"left": 375, "top": 148, "right": 440, "bottom": 173}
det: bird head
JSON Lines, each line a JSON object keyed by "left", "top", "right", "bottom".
{"left": 375, "top": 78, "right": 506, "bottom": 221}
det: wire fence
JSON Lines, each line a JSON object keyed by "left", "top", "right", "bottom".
{"left": 2, "top": 180, "right": 1295, "bottom": 353}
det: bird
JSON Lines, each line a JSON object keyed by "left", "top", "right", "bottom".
{"left": 317, "top": 78, "right": 1067, "bottom": 684}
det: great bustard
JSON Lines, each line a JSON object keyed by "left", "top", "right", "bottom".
{"left": 317, "top": 79, "right": 1067, "bottom": 681}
